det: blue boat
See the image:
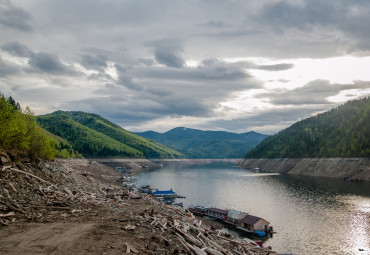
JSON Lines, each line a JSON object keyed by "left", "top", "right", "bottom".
{"left": 152, "top": 188, "right": 177, "bottom": 197}
{"left": 254, "top": 230, "right": 266, "bottom": 237}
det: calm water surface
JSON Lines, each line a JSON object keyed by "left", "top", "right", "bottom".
{"left": 134, "top": 162, "right": 370, "bottom": 255}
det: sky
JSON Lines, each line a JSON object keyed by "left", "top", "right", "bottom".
{"left": 1, "top": 0, "right": 370, "bottom": 134}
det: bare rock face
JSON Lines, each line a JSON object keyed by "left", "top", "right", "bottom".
{"left": 239, "top": 158, "right": 370, "bottom": 181}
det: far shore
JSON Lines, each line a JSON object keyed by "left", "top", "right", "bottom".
{"left": 89, "top": 158, "right": 242, "bottom": 171}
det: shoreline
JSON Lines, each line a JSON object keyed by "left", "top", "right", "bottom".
{"left": 91, "top": 158, "right": 242, "bottom": 171}
{"left": 0, "top": 157, "right": 277, "bottom": 254}
{"left": 238, "top": 157, "right": 370, "bottom": 181}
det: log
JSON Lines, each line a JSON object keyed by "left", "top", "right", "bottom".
{"left": 185, "top": 242, "right": 207, "bottom": 255}
{"left": 0, "top": 200, "right": 26, "bottom": 214}
{"left": 3, "top": 168, "right": 51, "bottom": 184}
{"left": 199, "top": 234, "right": 229, "bottom": 255}
{"left": 63, "top": 187, "right": 73, "bottom": 196}
{"left": 204, "top": 247, "right": 224, "bottom": 255}
{"left": 176, "top": 236, "right": 195, "bottom": 255}
{"left": 0, "top": 212, "right": 15, "bottom": 217}
{"left": 125, "top": 242, "right": 139, "bottom": 254}
{"left": 175, "top": 227, "right": 203, "bottom": 248}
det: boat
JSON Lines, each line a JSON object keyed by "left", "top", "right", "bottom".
{"left": 253, "top": 230, "right": 266, "bottom": 237}
{"left": 188, "top": 206, "right": 207, "bottom": 216}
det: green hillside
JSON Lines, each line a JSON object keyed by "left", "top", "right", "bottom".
{"left": 0, "top": 94, "right": 77, "bottom": 159}
{"left": 37, "top": 111, "right": 183, "bottom": 158}
{"left": 247, "top": 97, "right": 370, "bottom": 158}
{"left": 137, "top": 127, "right": 268, "bottom": 158}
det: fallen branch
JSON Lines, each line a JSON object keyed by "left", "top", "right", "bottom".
{"left": 0, "top": 200, "right": 26, "bottom": 214}
{"left": 125, "top": 242, "right": 139, "bottom": 254}
{"left": 176, "top": 236, "right": 195, "bottom": 255}
{"left": 175, "top": 227, "right": 203, "bottom": 248}
{"left": 3, "top": 168, "right": 51, "bottom": 184}
{"left": 0, "top": 212, "right": 15, "bottom": 217}
{"left": 204, "top": 247, "right": 224, "bottom": 255}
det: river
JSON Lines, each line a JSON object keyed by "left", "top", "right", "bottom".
{"left": 134, "top": 162, "right": 370, "bottom": 255}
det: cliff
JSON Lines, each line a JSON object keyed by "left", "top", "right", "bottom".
{"left": 238, "top": 158, "right": 370, "bottom": 181}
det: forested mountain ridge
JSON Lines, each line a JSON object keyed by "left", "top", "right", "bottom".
{"left": 136, "top": 127, "right": 268, "bottom": 158}
{"left": 247, "top": 97, "right": 370, "bottom": 158}
{"left": 37, "top": 111, "right": 183, "bottom": 158}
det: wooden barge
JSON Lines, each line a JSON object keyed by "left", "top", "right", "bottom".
{"left": 188, "top": 206, "right": 274, "bottom": 237}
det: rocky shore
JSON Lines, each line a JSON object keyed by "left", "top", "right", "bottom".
{"left": 0, "top": 156, "right": 277, "bottom": 255}
{"left": 238, "top": 158, "right": 370, "bottom": 181}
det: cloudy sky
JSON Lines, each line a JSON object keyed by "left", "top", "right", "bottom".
{"left": 1, "top": 0, "right": 370, "bottom": 134}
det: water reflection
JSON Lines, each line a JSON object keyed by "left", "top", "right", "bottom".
{"left": 135, "top": 162, "right": 370, "bottom": 255}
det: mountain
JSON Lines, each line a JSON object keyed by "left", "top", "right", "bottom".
{"left": 136, "top": 127, "right": 268, "bottom": 158}
{"left": 247, "top": 97, "right": 370, "bottom": 158}
{"left": 37, "top": 111, "right": 183, "bottom": 158}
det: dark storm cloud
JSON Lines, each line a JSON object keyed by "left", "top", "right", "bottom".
{"left": 256, "top": 63, "right": 294, "bottom": 71}
{"left": 0, "top": 0, "right": 33, "bottom": 31}
{"left": 80, "top": 54, "right": 107, "bottom": 71}
{"left": 1, "top": 41, "right": 34, "bottom": 57}
{"left": 28, "top": 52, "right": 78, "bottom": 75}
{"left": 257, "top": 80, "right": 370, "bottom": 105}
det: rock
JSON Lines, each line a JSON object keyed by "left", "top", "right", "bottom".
{"left": 0, "top": 155, "right": 9, "bottom": 166}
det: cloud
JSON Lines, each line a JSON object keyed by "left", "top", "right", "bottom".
{"left": 204, "top": 105, "right": 331, "bottom": 134}
{"left": 0, "top": 0, "right": 33, "bottom": 31}
{"left": 257, "top": 0, "right": 370, "bottom": 52}
{"left": 154, "top": 49, "right": 185, "bottom": 68}
{"left": 28, "top": 52, "right": 79, "bottom": 76}
{"left": 257, "top": 80, "right": 370, "bottom": 105}
{"left": 80, "top": 54, "right": 107, "bottom": 71}
{"left": 147, "top": 38, "right": 185, "bottom": 68}
{"left": 256, "top": 63, "right": 294, "bottom": 71}
{"left": 0, "top": 56, "right": 19, "bottom": 76}
{"left": 1, "top": 41, "right": 34, "bottom": 57}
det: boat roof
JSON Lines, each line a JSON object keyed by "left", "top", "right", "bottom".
{"left": 241, "top": 215, "right": 269, "bottom": 225}
{"left": 152, "top": 189, "right": 176, "bottom": 195}
{"left": 206, "top": 207, "right": 229, "bottom": 215}
{"left": 227, "top": 209, "right": 246, "bottom": 219}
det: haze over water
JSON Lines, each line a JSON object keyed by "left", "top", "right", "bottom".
{"left": 135, "top": 162, "right": 370, "bottom": 255}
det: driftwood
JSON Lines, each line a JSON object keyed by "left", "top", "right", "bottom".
{"left": 3, "top": 167, "right": 51, "bottom": 184}
{"left": 176, "top": 236, "right": 195, "bottom": 255}
{"left": 175, "top": 227, "right": 203, "bottom": 248}
{"left": 0, "top": 212, "right": 15, "bottom": 217}
{"left": 185, "top": 242, "right": 207, "bottom": 255}
{"left": 125, "top": 242, "right": 139, "bottom": 254}
{"left": 204, "top": 247, "right": 224, "bottom": 255}
{"left": 0, "top": 200, "right": 26, "bottom": 214}
{"left": 199, "top": 234, "right": 229, "bottom": 255}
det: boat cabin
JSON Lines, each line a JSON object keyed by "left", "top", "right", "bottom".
{"left": 240, "top": 215, "right": 270, "bottom": 232}
{"left": 205, "top": 208, "right": 229, "bottom": 220}
{"left": 226, "top": 209, "right": 248, "bottom": 225}
{"left": 152, "top": 189, "right": 176, "bottom": 197}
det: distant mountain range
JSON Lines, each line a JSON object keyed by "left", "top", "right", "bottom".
{"left": 136, "top": 127, "right": 269, "bottom": 158}
{"left": 37, "top": 111, "right": 183, "bottom": 158}
{"left": 247, "top": 97, "right": 370, "bottom": 158}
